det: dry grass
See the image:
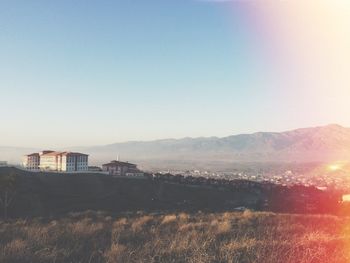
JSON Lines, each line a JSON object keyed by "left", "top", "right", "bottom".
{"left": 1, "top": 211, "right": 350, "bottom": 263}
{"left": 161, "top": 214, "right": 177, "bottom": 225}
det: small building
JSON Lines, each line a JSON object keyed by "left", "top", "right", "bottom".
{"left": 102, "top": 160, "right": 143, "bottom": 177}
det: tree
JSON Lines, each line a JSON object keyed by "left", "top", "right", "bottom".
{"left": 0, "top": 172, "right": 17, "bottom": 220}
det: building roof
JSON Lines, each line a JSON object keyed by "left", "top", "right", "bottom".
{"left": 40, "top": 151, "right": 62, "bottom": 156}
{"left": 25, "top": 153, "right": 40, "bottom": 157}
{"left": 102, "top": 160, "right": 137, "bottom": 167}
{"left": 62, "top": 152, "right": 89, "bottom": 156}
{"left": 27, "top": 151, "right": 88, "bottom": 157}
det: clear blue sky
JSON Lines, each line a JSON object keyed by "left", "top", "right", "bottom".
{"left": 1, "top": 0, "right": 349, "bottom": 148}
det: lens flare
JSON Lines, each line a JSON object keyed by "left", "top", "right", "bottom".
{"left": 226, "top": 0, "right": 350, "bottom": 120}
{"left": 328, "top": 164, "right": 342, "bottom": 172}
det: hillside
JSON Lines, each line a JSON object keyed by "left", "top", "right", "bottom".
{"left": 0, "top": 167, "right": 264, "bottom": 218}
{"left": 1, "top": 210, "right": 349, "bottom": 263}
{"left": 0, "top": 167, "right": 347, "bottom": 262}
{"left": 0, "top": 167, "right": 341, "bottom": 219}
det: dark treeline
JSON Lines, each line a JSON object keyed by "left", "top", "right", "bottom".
{"left": 146, "top": 173, "right": 342, "bottom": 214}
{"left": 0, "top": 167, "right": 343, "bottom": 219}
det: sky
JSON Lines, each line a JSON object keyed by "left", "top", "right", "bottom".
{"left": 1, "top": 0, "right": 350, "bottom": 148}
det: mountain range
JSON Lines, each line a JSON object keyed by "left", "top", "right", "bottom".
{"left": 1, "top": 124, "right": 350, "bottom": 170}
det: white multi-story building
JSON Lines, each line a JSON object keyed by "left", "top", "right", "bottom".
{"left": 23, "top": 151, "right": 88, "bottom": 172}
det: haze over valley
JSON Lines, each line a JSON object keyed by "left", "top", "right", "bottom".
{"left": 2, "top": 124, "right": 350, "bottom": 171}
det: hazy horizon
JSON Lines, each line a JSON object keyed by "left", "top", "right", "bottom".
{"left": 1, "top": 0, "right": 350, "bottom": 148}
{"left": 0, "top": 123, "right": 346, "bottom": 149}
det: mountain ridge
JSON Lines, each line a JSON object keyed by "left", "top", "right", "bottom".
{"left": 1, "top": 124, "right": 350, "bottom": 167}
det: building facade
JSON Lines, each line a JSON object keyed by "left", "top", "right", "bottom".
{"left": 22, "top": 153, "right": 40, "bottom": 170}
{"left": 23, "top": 151, "right": 88, "bottom": 172}
{"left": 102, "top": 160, "right": 143, "bottom": 177}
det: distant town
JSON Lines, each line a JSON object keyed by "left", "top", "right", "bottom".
{"left": 160, "top": 166, "right": 350, "bottom": 194}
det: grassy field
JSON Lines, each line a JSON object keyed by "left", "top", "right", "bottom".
{"left": 1, "top": 211, "right": 350, "bottom": 263}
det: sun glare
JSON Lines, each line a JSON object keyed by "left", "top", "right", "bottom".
{"left": 328, "top": 164, "right": 342, "bottom": 172}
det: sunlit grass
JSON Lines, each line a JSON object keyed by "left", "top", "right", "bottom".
{"left": 1, "top": 211, "right": 350, "bottom": 263}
